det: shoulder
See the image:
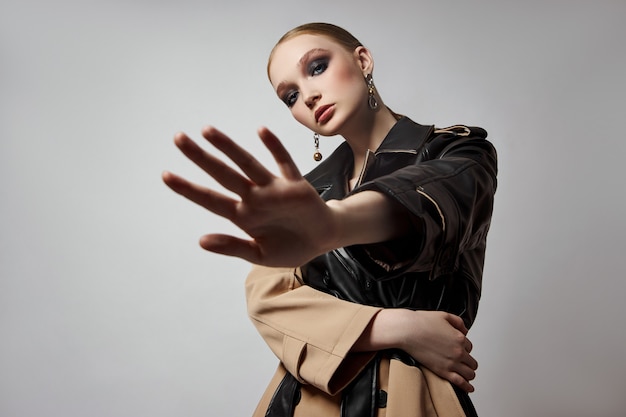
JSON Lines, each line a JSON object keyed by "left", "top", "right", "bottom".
{"left": 422, "top": 123, "right": 494, "bottom": 160}
{"left": 433, "top": 124, "right": 487, "bottom": 139}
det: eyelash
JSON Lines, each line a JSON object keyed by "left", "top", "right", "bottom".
{"left": 282, "top": 57, "right": 329, "bottom": 108}
{"left": 308, "top": 58, "right": 328, "bottom": 76}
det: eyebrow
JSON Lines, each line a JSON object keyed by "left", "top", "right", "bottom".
{"left": 298, "top": 48, "right": 330, "bottom": 68}
{"left": 276, "top": 48, "right": 331, "bottom": 95}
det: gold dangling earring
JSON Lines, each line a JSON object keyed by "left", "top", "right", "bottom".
{"left": 313, "top": 133, "right": 322, "bottom": 161}
{"left": 366, "top": 74, "right": 378, "bottom": 110}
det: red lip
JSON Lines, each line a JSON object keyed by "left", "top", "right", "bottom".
{"left": 315, "top": 104, "right": 334, "bottom": 124}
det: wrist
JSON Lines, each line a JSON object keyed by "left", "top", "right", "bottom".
{"left": 326, "top": 191, "right": 397, "bottom": 249}
{"left": 354, "top": 309, "right": 413, "bottom": 352}
{"left": 325, "top": 199, "right": 351, "bottom": 249}
{"left": 386, "top": 309, "right": 417, "bottom": 352}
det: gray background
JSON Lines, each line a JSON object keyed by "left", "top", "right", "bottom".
{"left": 2, "top": 0, "right": 625, "bottom": 416}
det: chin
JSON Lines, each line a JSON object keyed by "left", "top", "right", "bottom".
{"left": 317, "top": 116, "right": 346, "bottom": 137}
{"left": 317, "top": 127, "right": 341, "bottom": 138}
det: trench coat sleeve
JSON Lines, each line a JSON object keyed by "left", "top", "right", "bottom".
{"left": 352, "top": 135, "right": 497, "bottom": 279}
{"left": 245, "top": 265, "right": 382, "bottom": 395}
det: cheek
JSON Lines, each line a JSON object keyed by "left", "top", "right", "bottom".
{"left": 330, "top": 62, "right": 363, "bottom": 91}
{"left": 291, "top": 106, "right": 312, "bottom": 128}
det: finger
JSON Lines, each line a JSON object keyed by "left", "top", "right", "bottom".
{"left": 452, "top": 347, "right": 478, "bottom": 375}
{"left": 257, "top": 126, "right": 302, "bottom": 180}
{"left": 463, "top": 351, "right": 479, "bottom": 371}
{"left": 450, "top": 366, "right": 476, "bottom": 394}
{"left": 445, "top": 313, "right": 468, "bottom": 335}
{"left": 447, "top": 372, "right": 475, "bottom": 393}
{"left": 465, "top": 337, "right": 473, "bottom": 353}
{"left": 162, "top": 171, "right": 238, "bottom": 220}
{"left": 199, "top": 234, "right": 262, "bottom": 264}
{"left": 454, "top": 358, "right": 477, "bottom": 379}
{"left": 460, "top": 379, "right": 474, "bottom": 393}
{"left": 201, "top": 126, "right": 275, "bottom": 186}
{"left": 173, "top": 132, "right": 252, "bottom": 196}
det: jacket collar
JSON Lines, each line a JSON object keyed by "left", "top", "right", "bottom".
{"left": 304, "top": 117, "right": 434, "bottom": 199}
{"left": 375, "top": 116, "right": 434, "bottom": 153}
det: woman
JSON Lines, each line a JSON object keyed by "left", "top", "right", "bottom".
{"left": 163, "top": 23, "right": 497, "bottom": 417}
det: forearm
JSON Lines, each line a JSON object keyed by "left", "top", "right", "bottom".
{"left": 326, "top": 190, "right": 411, "bottom": 249}
{"left": 352, "top": 309, "right": 412, "bottom": 352}
{"left": 352, "top": 307, "right": 478, "bottom": 392}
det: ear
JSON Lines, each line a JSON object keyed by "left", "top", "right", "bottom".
{"left": 353, "top": 46, "right": 374, "bottom": 76}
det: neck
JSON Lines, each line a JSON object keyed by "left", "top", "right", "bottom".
{"left": 341, "top": 105, "right": 399, "bottom": 180}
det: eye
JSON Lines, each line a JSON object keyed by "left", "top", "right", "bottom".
{"left": 308, "top": 58, "right": 328, "bottom": 76}
{"left": 283, "top": 90, "right": 299, "bottom": 108}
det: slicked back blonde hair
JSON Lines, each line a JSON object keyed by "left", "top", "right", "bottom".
{"left": 267, "top": 22, "right": 363, "bottom": 79}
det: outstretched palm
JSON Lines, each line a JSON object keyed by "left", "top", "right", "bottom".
{"left": 163, "top": 126, "right": 340, "bottom": 266}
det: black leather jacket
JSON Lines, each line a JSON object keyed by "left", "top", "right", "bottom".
{"left": 301, "top": 117, "right": 497, "bottom": 328}
{"left": 263, "top": 117, "right": 497, "bottom": 417}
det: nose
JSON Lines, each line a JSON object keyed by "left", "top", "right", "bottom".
{"left": 304, "top": 90, "right": 321, "bottom": 109}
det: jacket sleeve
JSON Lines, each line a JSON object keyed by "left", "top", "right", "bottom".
{"left": 350, "top": 131, "right": 498, "bottom": 279}
{"left": 245, "top": 264, "right": 382, "bottom": 395}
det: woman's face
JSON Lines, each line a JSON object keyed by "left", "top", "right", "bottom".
{"left": 268, "top": 34, "right": 373, "bottom": 137}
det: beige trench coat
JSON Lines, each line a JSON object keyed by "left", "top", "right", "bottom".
{"left": 246, "top": 265, "right": 468, "bottom": 417}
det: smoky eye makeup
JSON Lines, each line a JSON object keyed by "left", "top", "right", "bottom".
{"left": 307, "top": 56, "right": 329, "bottom": 76}
{"left": 276, "top": 50, "right": 332, "bottom": 107}
{"left": 282, "top": 90, "right": 299, "bottom": 107}
{"left": 276, "top": 82, "right": 297, "bottom": 107}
